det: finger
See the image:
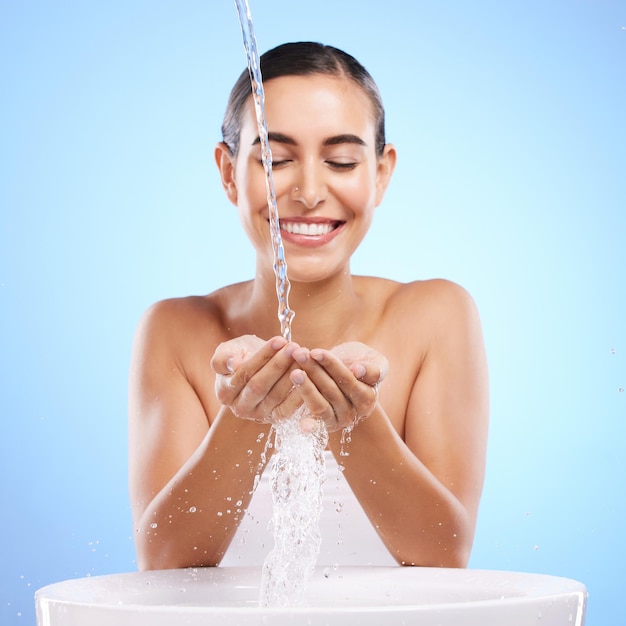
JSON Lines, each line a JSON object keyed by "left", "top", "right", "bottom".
{"left": 349, "top": 359, "right": 387, "bottom": 386}
{"left": 267, "top": 384, "right": 303, "bottom": 423}
{"left": 289, "top": 367, "right": 352, "bottom": 432}
{"left": 311, "top": 348, "right": 386, "bottom": 387}
{"left": 211, "top": 335, "right": 287, "bottom": 376}
{"left": 292, "top": 350, "right": 348, "bottom": 403}
{"left": 256, "top": 363, "right": 303, "bottom": 419}
{"left": 329, "top": 343, "right": 389, "bottom": 386}
{"left": 234, "top": 341, "right": 302, "bottom": 411}
{"left": 210, "top": 335, "right": 274, "bottom": 375}
{"left": 308, "top": 350, "right": 380, "bottom": 420}
{"left": 225, "top": 337, "right": 289, "bottom": 388}
{"left": 214, "top": 337, "right": 291, "bottom": 408}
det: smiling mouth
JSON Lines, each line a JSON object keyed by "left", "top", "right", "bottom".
{"left": 279, "top": 220, "right": 342, "bottom": 236}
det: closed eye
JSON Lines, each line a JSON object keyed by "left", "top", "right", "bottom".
{"left": 257, "top": 158, "right": 292, "bottom": 168}
{"left": 272, "top": 159, "right": 293, "bottom": 168}
{"left": 326, "top": 160, "right": 358, "bottom": 171}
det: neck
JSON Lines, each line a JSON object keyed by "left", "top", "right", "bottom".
{"left": 248, "top": 264, "right": 361, "bottom": 349}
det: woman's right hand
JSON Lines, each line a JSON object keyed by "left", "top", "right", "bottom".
{"left": 210, "top": 335, "right": 303, "bottom": 423}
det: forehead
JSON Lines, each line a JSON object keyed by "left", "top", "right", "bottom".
{"left": 240, "top": 74, "right": 376, "bottom": 141}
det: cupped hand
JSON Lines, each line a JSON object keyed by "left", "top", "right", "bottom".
{"left": 210, "top": 335, "right": 303, "bottom": 423}
{"left": 288, "top": 341, "right": 388, "bottom": 433}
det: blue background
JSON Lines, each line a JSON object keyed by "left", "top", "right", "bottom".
{"left": 1, "top": 1, "right": 624, "bottom": 624}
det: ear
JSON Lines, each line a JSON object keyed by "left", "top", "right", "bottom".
{"left": 374, "top": 143, "right": 397, "bottom": 207}
{"left": 214, "top": 142, "right": 238, "bottom": 205}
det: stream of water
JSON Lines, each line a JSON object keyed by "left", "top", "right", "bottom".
{"left": 233, "top": 0, "right": 294, "bottom": 340}
{"left": 233, "top": 0, "right": 329, "bottom": 607}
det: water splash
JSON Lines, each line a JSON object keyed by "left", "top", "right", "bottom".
{"left": 233, "top": 0, "right": 294, "bottom": 340}
{"left": 260, "top": 407, "right": 328, "bottom": 606}
{"left": 233, "top": 0, "right": 328, "bottom": 607}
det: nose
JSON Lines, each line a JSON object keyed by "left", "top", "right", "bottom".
{"left": 290, "top": 163, "right": 326, "bottom": 210}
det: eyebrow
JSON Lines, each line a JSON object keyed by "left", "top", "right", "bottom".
{"left": 323, "top": 134, "right": 367, "bottom": 148}
{"left": 252, "top": 132, "right": 367, "bottom": 148}
{"left": 252, "top": 132, "right": 296, "bottom": 146}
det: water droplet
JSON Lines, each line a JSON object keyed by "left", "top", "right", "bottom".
{"left": 188, "top": 506, "right": 197, "bottom": 513}
{"left": 339, "top": 425, "right": 353, "bottom": 456}
{"left": 533, "top": 545, "right": 540, "bottom": 551}
{"left": 619, "top": 388, "right": 624, "bottom": 393}
{"left": 150, "top": 523, "right": 158, "bottom": 529}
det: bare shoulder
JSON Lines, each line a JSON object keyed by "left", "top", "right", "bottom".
{"left": 384, "top": 278, "right": 480, "bottom": 328}
{"left": 130, "top": 296, "right": 214, "bottom": 378}
{"left": 136, "top": 295, "right": 222, "bottom": 337}
{"left": 393, "top": 277, "right": 474, "bottom": 303}
{"left": 129, "top": 290, "right": 243, "bottom": 423}
{"left": 134, "top": 283, "right": 246, "bottom": 348}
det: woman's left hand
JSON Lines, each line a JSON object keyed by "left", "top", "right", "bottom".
{"left": 289, "top": 342, "right": 388, "bottom": 433}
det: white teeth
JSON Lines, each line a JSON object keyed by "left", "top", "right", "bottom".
{"left": 280, "top": 221, "right": 335, "bottom": 236}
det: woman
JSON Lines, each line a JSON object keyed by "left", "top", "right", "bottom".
{"left": 129, "top": 42, "right": 489, "bottom": 571}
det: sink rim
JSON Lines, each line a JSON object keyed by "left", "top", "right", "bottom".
{"left": 35, "top": 566, "right": 588, "bottom": 615}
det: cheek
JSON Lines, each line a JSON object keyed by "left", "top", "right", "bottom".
{"left": 236, "top": 161, "right": 267, "bottom": 209}
{"left": 337, "top": 169, "right": 379, "bottom": 211}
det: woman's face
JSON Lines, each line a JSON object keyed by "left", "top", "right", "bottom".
{"left": 220, "top": 73, "right": 395, "bottom": 284}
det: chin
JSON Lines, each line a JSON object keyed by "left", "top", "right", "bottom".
{"left": 286, "top": 265, "right": 348, "bottom": 286}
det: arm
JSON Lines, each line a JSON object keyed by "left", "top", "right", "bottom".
{"left": 131, "top": 407, "right": 271, "bottom": 570}
{"left": 339, "top": 282, "right": 489, "bottom": 567}
{"left": 128, "top": 302, "right": 280, "bottom": 570}
{"left": 291, "top": 281, "right": 488, "bottom": 567}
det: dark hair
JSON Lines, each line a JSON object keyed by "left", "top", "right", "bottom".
{"left": 221, "top": 42, "right": 386, "bottom": 157}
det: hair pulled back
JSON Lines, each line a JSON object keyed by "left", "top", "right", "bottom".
{"left": 221, "top": 42, "right": 386, "bottom": 157}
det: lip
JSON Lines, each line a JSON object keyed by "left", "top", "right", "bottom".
{"left": 274, "top": 218, "right": 345, "bottom": 248}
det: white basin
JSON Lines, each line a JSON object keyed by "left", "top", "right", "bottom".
{"left": 35, "top": 566, "right": 587, "bottom": 626}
